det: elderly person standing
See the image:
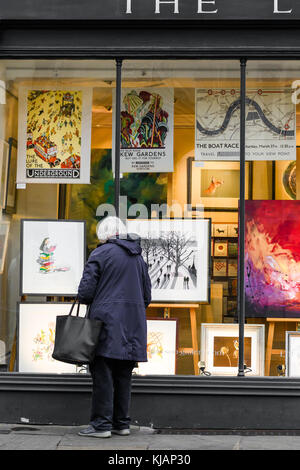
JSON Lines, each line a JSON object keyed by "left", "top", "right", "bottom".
{"left": 77, "top": 216, "right": 151, "bottom": 438}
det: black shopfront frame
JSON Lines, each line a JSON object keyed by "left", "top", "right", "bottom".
{"left": 2, "top": 1, "right": 300, "bottom": 429}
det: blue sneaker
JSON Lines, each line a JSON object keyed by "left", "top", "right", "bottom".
{"left": 78, "top": 425, "right": 111, "bottom": 438}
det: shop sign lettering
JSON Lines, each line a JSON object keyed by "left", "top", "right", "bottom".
{"left": 126, "top": 0, "right": 293, "bottom": 15}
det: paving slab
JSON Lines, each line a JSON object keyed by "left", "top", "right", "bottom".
{"left": 238, "top": 436, "right": 300, "bottom": 450}
{"left": 0, "top": 434, "right": 62, "bottom": 450}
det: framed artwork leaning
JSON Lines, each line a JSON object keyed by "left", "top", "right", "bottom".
{"left": 20, "top": 219, "right": 86, "bottom": 296}
{"left": 126, "top": 218, "right": 211, "bottom": 303}
{"left": 285, "top": 331, "right": 300, "bottom": 377}
{"left": 0, "top": 221, "right": 10, "bottom": 274}
{"left": 134, "top": 318, "right": 178, "bottom": 375}
{"left": 17, "top": 302, "right": 87, "bottom": 373}
{"left": 200, "top": 323, "right": 265, "bottom": 376}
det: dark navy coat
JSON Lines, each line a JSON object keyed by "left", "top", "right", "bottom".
{"left": 77, "top": 235, "right": 151, "bottom": 362}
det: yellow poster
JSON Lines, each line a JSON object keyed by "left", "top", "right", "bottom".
{"left": 17, "top": 87, "right": 92, "bottom": 184}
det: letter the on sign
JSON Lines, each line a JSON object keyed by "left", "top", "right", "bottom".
{"left": 126, "top": 0, "right": 132, "bottom": 13}
{"left": 155, "top": 0, "right": 179, "bottom": 14}
{"left": 198, "top": 0, "right": 218, "bottom": 13}
{"left": 274, "top": 0, "right": 292, "bottom": 13}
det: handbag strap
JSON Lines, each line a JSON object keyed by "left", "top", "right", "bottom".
{"left": 69, "top": 297, "right": 81, "bottom": 317}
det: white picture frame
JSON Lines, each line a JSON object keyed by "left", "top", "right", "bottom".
{"left": 20, "top": 219, "right": 86, "bottom": 296}
{"left": 201, "top": 323, "right": 265, "bottom": 376}
{"left": 127, "top": 218, "right": 211, "bottom": 303}
{"left": 17, "top": 86, "right": 92, "bottom": 184}
{"left": 285, "top": 331, "right": 300, "bottom": 377}
{"left": 17, "top": 302, "right": 87, "bottom": 373}
{"left": 135, "top": 318, "right": 178, "bottom": 376}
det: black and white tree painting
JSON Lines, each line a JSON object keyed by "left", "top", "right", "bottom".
{"left": 141, "top": 231, "right": 197, "bottom": 290}
{"left": 127, "top": 219, "right": 210, "bottom": 303}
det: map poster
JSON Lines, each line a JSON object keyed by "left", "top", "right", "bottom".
{"left": 17, "top": 87, "right": 92, "bottom": 184}
{"left": 112, "top": 88, "right": 174, "bottom": 173}
{"left": 195, "top": 87, "right": 296, "bottom": 161}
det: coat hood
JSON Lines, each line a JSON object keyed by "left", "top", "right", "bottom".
{"left": 105, "top": 233, "right": 142, "bottom": 256}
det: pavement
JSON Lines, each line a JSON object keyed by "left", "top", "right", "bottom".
{"left": 0, "top": 424, "right": 300, "bottom": 450}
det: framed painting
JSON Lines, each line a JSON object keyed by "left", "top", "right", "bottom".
{"left": 126, "top": 218, "right": 211, "bottom": 303}
{"left": 187, "top": 158, "right": 249, "bottom": 211}
{"left": 286, "top": 332, "right": 300, "bottom": 377}
{"left": 4, "top": 138, "right": 17, "bottom": 214}
{"left": 17, "top": 87, "right": 92, "bottom": 184}
{"left": 20, "top": 219, "right": 86, "bottom": 296}
{"left": 245, "top": 201, "right": 300, "bottom": 318}
{"left": 0, "top": 221, "right": 10, "bottom": 274}
{"left": 17, "top": 302, "right": 87, "bottom": 373}
{"left": 213, "top": 224, "right": 228, "bottom": 237}
{"left": 200, "top": 323, "right": 265, "bottom": 376}
{"left": 134, "top": 318, "right": 178, "bottom": 376}
{"left": 213, "top": 259, "right": 227, "bottom": 277}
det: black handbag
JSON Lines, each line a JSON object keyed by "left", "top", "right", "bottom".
{"left": 52, "top": 299, "right": 103, "bottom": 366}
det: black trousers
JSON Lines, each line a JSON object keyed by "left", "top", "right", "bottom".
{"left": 89, "top": 356, "right": 136, "bottom": 431}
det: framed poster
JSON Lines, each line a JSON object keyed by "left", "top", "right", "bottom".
{"left": 286, "top": 331, "right": 300, "bottom": 377}
{"left": 195, "top": 87, "right": 296, "bottom": 162}
{"left": 0, "top": 140, "right": 9, "bottom": 209}
{"left": 113, "top": 87, "right": 174, "bottom": 173}
{"left": 17, "top": 87, "right": 92, "bottom": 184}
{"left": 17, "top": 302, "right": 86, "bottom": 373}
{"left": 0, "top": 221, "right": 10, "bottom": 274}
{"left": 4, "top": 138, "right": 18, "bottom": 214}
{"left": 228, "top": 259, "right": 238, "bottom": 277}
{"left": 201, "top": 323, "right": 265, "bottom": 376}
{"left": 245, "top": 201, "right": 300, "bottom": 317}
{"left": 126, "top": 218, "right": 211, "bottom": 303}
{"left": 20, "top": 219, "right": 86, "bottom": 296}
{"left": 135, "top": 318, "right": 178, "bottom": 375}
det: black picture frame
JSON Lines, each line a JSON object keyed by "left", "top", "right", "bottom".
{"left": 127, "top": 217, "right": 211, "bottom": 305}
{"left": 20, "top": 219, "right": 86, "bottom": 297}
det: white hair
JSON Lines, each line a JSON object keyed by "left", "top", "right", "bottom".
{"left": 96, "top": 216, "right": 127, "bottom": 243}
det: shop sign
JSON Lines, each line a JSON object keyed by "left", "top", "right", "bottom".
{"left": 195, "top": 87, "right": 296, "bottom": 161}
{"left": 4, "top": 0, "right": 300, "bottom": 21}
{"left": 113, "top": 88, "right": 174, "bottom": 173}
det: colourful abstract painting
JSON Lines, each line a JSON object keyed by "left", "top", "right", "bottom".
{"left": 245, "top": 200, "right": 300, "bottom": 317}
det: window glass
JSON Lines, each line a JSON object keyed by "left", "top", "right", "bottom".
{"left": 246, "top": 61, "right": 300, "bottom": 377}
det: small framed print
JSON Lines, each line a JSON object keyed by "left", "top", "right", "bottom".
{"left": 20, "top": 219, "right": 86, "bottom": 296}
{"left": 228, "top": 241, "right": 238, "bottom": 258}
{"left": 17, "top": 302, "right": 87, "bottom": 373}
{"left": 135, "top": 318, "right": 178, "bottom": 375}
{"left": 227, "top": 300, "right": 238, "bottom": 316}
{"left": 228, "top": 259, "right": 238, "bottom": 277}
{"left": 228, "top": 224, "right": 238, "bottom": 238}
{"left": 214, "top": 240, "right": 228, "bottom": 257}
{"left": 228, "top": 278, "right": 238, "bottom": 297}
{"left": 286, "top": 332, "right": 300, "bottom": 377}
{"left": 214, "top": 280, "right": 229, "bottom": 297}
{"left": 201, "top": 323, "right": 265, "bottom": 376}
{"left": 213, "top": 224, "right": 228, "bottom": 237}
{"left": 213, "top": 259, "right": 227, "bottom": 277}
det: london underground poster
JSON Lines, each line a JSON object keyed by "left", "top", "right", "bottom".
{"left": 17, "top": 87, "right": 92, "bottom": 184}
{"left": 195, "top": 87, "right": 296, "bottom": 161}
{"left": 113, "top": 88, "right": 174, "bottom": 173}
